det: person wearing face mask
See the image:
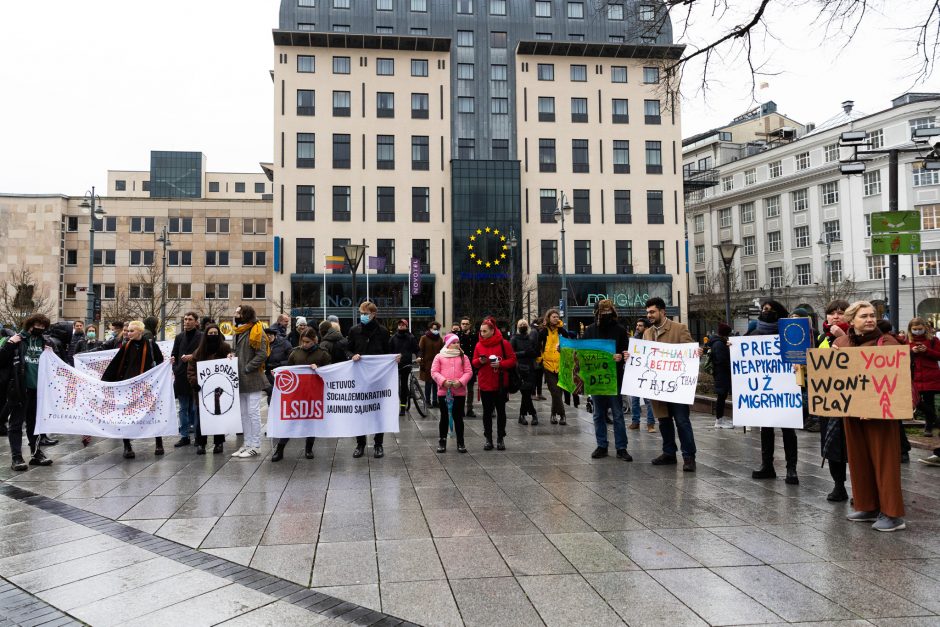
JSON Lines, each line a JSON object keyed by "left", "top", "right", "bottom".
{"left": 908, "top": 317, "right": 940, "bottom": 437}
{"left": 418, "top": 322, "right": 445, "bottom": 409}
{"left": 271, "top": 328, "right": 331, "bottom": 462}
{"left": 187, "top": 324, "right": 231, "bottom": 454}
{"left": 390, "top": 319, "right": 419, "bottom": 416}
{"left": 171, "top": 312, "right": 203, "bottom": 448}
{"left": 472, "top": 317, "right": 517, "bottom": 450}
{"left": 264, "top": 326, "right": 293, "bottom": 405}
{"left": 510, "top": 319, "right": 539, "bottom": 425}
{"left": 583, "top": 300, "right": 632, "bottom": 460}
{"left": 83, "top": 326, "right": 101, "bottom": 352}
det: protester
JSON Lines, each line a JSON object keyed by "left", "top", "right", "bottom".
{"left": 142, "top": 316, "right": 159, "bottom": 341}
{"left": 101, "top": 320, "right": 166, "bottom": 459}
{"left": 817, "top": 300, "right": 850, "bottom": 500}
{"left": 537, "top": 308, "right": 568, "bottom": 425}
{"left": 711, "top": 322, "right": 733, "bottom": 429}
{"left": 473, "top": 317, "right": 517, "bottom": 450}
{"left": 272, "top": 328, "right": 330, "bottom": 462}
{"left": 390, "top": 319, "right": 419, "bottom": 416}
{"left": 318, "top": 320, "right": 348, "bottom": 365}
{"left": 230, "top": 305, "right": 271, "bottom": 459}
{"left": 67, "top": 320, "right": 86, "bottom": 364}
{"left": 431, "top": 333, "right": 473, "bottom": 453}
{"left": 457, "top": 317, "right": 478, "bottom": 417}
{"left": 98, "top": 321, "right": 125, "bottom": 350}
{"left": 820, "top": 300, "right": 850, "bottom": 345}
{"left": 83, "top": 325, "right": 101, "bottom": 352}
{"left": 418, "top": 321, "right": 444, "bottom": 409}
{"left": 271, "top": 313, "right": 291, "bottom": 339}
{"left": 531, "top": 319, "right": 546, "bottom": 400}
{"left": 643, "top": 297, "right": 701, "bottom": 472}
{"left": 264, "top": 326, "right": 293, "bottom": 403}
{"left": 510, "top": 319, "right": 539, "bottom": 425}
{"left": 200, "top": 316, "right": 214, "bottom": 332}
{"left": 583, "top": 300, "right": 632, "bottom": 461}
{"left": 288, "top": 317, "right": 308, "bottom": 347}
{"left": 171, "top": 312, "right": 203, "bottom": 448}
{"left": 629, "top": 318, "right": 656, "bottom": 431}
{"left": 187, "top": 323, "right": 230, "bottom": 454}
{"left": 347, "top": 301, "right": 399, "bottom": 459}
{"left": 0, "top": 314, "right": 54, "bottom": 470}
{"left": 908, "top": 317, "right": 940, "bottom": 437}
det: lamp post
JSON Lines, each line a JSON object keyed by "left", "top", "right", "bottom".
{"left": 714, "top": 242, "right": 742, "bottom": 324}
{"left": 508, "top": 228, "right": 518, "bottom": 325}
{"left": 817, "top": 234, "right": 832, "bottom": 305}
{"left": 553, "top": 193, "right": 572, "bottom": 317}
{"left": 157, "top": 226, "right": 171, "bottom": 341}
{"left": 343, "top": 243, "right": 368, "bottom": 323}
{"left": 79, "top": 188, "right": 105, "bottom": 326}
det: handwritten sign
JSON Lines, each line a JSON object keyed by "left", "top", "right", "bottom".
{"left": 558, "top": 338, "right": 617, "bottom": 396}
{"left": 621, "top": 339, "right": 699, "bottom": 404}
{"left": 806, "top": 345, "right": 912, "bottom": 419}
{"left": 196, "top": 358, "right": 242, "bottom": 435}
{"left": 729, "top": 335, "right": 804, "bottom": 428}
{"left": 779, "top": 318, "right": 812, "bottom": 366}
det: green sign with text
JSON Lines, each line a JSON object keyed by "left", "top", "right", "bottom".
{"left": 870, "top": 211, "right": 921, "bottom": 234}
{"left": 872, "top": 233, "right": 921, "bottom": 255}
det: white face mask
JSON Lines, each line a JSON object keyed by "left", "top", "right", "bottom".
{"left": 431, "top": 329, "right": 440, "bottom": 336}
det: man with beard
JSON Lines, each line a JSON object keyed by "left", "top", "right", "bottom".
{"left": 583, "top": 300, "right": 632, "bottom": 461}
{"left": 171, "top": 312, "right": 203, "bottom": 448}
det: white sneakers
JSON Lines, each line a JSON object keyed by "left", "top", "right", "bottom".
{"left": 236, "top": 447, "right": 259, "bottom": 458}
{"left": 714, "top": 418, "right": 735, "bottom": 429}
{"left": 231, "top": 446, "right": 247, "bottom": 458}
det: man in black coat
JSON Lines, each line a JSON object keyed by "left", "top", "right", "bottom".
{"left": 389, "top": 319, "right": 419, "bottom": 415}
{"left": 456, "top": 317, "right": 478, "bottom": 417}
{"left": 582, "top": 299, "right": 632, "bottom": 461}
{"left": 171, "top": 312, "right": 203, "bottom": 448}
{"left": 67, "top": 320, "right": 86, "bottom": 365}
{"left": 264, "top": 326, "right": 292, "bottom": 403}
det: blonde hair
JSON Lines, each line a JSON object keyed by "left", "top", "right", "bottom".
{"left": 127, "top": 320, "right": 145, "bottom": 332}
{"left": 908, "top": 317, "right": 934, "bottom": 338}
{"left": 517, "top": 318, "right": 529, "bottom": 328}
{"left": 843, "top": 301, "right": 875, "bottom": 324}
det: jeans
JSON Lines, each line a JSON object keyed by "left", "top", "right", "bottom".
{"left": 8, "top": 388, "right": 37, "bottom": 457}
{"left": 631, "top": 395, "right": 654, "bottom": 425}
{"left": 659, "top": 402, "right": 696, "bottom": 459}
{"left": 592, "top": 395, "right": 627, "bottom": 450}
{"left": 239, "top": 392, "right": 262, "bottom": 448}
{"left": 480, "top": 391, "right": 507, "bottom": 441}
{"left": 177, "top": 394, "right": 197, "bottom": 438}
{"left": 424, "top": 380, "right": 438, "bottom": 406}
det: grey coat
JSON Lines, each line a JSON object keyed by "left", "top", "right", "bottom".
{"left": 233, "top": 325, "right": 271, "bottom": 393}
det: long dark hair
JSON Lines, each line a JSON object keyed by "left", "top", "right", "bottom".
{"left": 192, "top": 323, "right": 223, "bottom": 362}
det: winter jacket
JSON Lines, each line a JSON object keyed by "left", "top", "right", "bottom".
{"left": 171, "top": 328, "right": 203, "bottom": 397}
{"left": 472, "top": 329, "right": 517, "bottom": 392}
{"left": 287, "top": 345, "right": 332, "bottom": 368}
{"left": 710, "top": 336, "right": 732, "bottom": 395}
{"left": 102, "top": 338, "right": 164, "bottom": 382}
{"left": 187, "top": 342, "right": 232, "bottom": 389}
{"left": 0, "top": 333, "right": 47, "bottom": 402}
{"left": 418, "top": 333, "right": 444, "bottom": 382}
{"left": 510, "top": 331, "right": 539, "bottom": 393}
{"left": 67, "top": 332, "right": 85, "bottom": 365}
{"left": 910, "top": 336, "right": 940, "bottom": 393}
{"left": 430, "top": 351, "right": 473, "bottom": 397}
{"left": 266, "top": 335, "right": 293, "bottom": 372}
{"left": 537, "top": 325, "right": 569, "bottom": 374}
{"left": 233, "top": 321, "right": 271, "bottom": 393}
{"left": 319, "top": 327, "right": 349, "bottom": 364}
{"left": 346, "top": 320, "right": 392, "bottom": 357}
{"left": 643, "top": 318, "right": 694, "bottom": 418}
{"left": 457, "top": 330, "right": 477, "bottom": 362}
{"left": 582, "top": 319, "right": 631, "bottom": 389}
{"left": 390, "top": 331, "right": 419, "bottom": 367}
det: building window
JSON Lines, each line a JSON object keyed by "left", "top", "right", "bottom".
{"left": 768, "top": 231, "right": 781, "bottom": 253}
{"left": 129, "top": 284, "right": 155, "bottom": 300}
{"left": 332, "top": 186, "right": 351, "bottom": 221}
{"left": 570, "top": 97, "right": 587, "bottom": 123}
{"left": 377, "top": 92, "right": 395, "bottom": 118}
{"left": 539, "top": 139, "right": 556, "bottom": 172}
{"left": 614, "top": 190, "right": 631, "bottom": 224}
{"left": 411, "top": 93, "right": 429, "bottom": 119}
{"left": 644, "top": 99, "right": 661, "bottom": 124}
{"left": 244, "top": 218, "right": 267, "bottom": 235}
{"left": 570, "top": 64, "right": 587, "bottom": 81}
{"left": 863, "top": 170, "right": 882, "bottom": 196}
{"left": 573, "top": 189, "right": 590, "bottom": 223}
{"left": 235, "top": 182, "right": 246, "bottom": 193}
{"left": 297, "top": 133, "right": 315, "bottom": 168}
{"left": 639, "top": 3, "right": 654, "bottom": 20}
{"left": 491, "top": 97, "right": 509, "bottom": 114}
{"left": 649, "top": 240, "right": 665, "bottom": 273}
{"left": 457, "top": 138, "right": 475, "bottom": 160}
{"left": 377, "top": 0, "right": 393, "bottom": 8}
{"left": 769, "top": 266, "right": 784, "bottom": 289}
{"left": 919, "top": 250, "right": 940, "bottom": 276}
{"left": 867, "top": 255, "right": 886, "bottom": 280}
{"left": 694, "top": 274, "right": 707, "bottom": 293}
{"left": 739, "top": 202, "right": 754, "bottom": 223}
{"left": 458, "top": 63, "right": 474, "bottom": 80}
{"left": 794, "top": 225, "right": 810, "bottom": 248}
{"left": 65, "top": 249, "right": 78, "bottom": 266}
{"left": 613, "top": 140, "right": 629, "bottom": 173}
{"left": 611, "top": 66, "right": 627, "bottom": 83}
{"left": 167, "top": 217, "right": 192, "bottom": 233}
{"left": 332, "top": 134, "right": 351, "bottom": 169}
{"left": 333, "top": 90, "right": 351, "bottom": 117}
{"left": 868, "top": 128, "right": 884, "bottom": 149}
{"left": 910, "top": 116, "right": 937, "bottom": 131}
{"left": 204, "top": 250, "right": 228, "bottom": 267}
{"left": 208, "top": 182, "right": 220, "bottom": 193}
{"left": 411, "top": 59, "right": 428, "bottom": 77}
{"left": 334, "top": 24, "right": 351, "bottom": 32}
{"left": 768, "top": 160, "right": 782, "bottom": 178}
{"left": 693, "top": 214, "right": 704, "bottom": 233}
{"left": 609, "top": 35, "right": 624, "bottom": 43}
{"left": 540, "top": 189, "right": 556, "bottom": 223}
{"left": 824, "top": 220, "right": 841, "bottom": 242}
{"left": 694, "top": 245, "right": 705, "bottom": 264}
{"left": 791, "top": 188, "right": 808, "bottom": 212}
{"left": 611, "top": 98, "right": 628, "bottom": 124}
{"left": 243, "top": 251, "right": 267, "bottom": 267}
{"left": 824, "top": 143, "right": 839, "bottom": 162}
{"left": 914, "top": 164, "right": 940, "bottom": 187}
{"left": 795, "top": 151, "right": 810, "bottom": 170}
{"left": 538, "top": 97, "right": 555, "bottom": 122}
{"left": 412, "top": 239, "right": 430, "bottom": 272}
{"left": 376, "top": 58, "right": 394, "bottom": 75}
{"left": 457, "top": 30, "right": 474, "bottom": 46}
{"left": 719, "top": 208, "right": 731, "bottom": 228}
{"left": 377, "top": 135, "right": 395, "bottom": 169}
{"left": 167, "top": 250, "right": 192, "bottom": 267}
{"left": 411, "top": 136, "right": 430, "bottom": 170}
{"left": 376, "top": 239, "right": 395, "bottom": 273}
{"left": 254, "top": 182, "right": 265, "bottom": 194}
{"left": 297, "top": 185, "right": 315, "bottom": 221}
{"left": 721, "top": 176, "right": 733, "bottom": 192}
{"left": 743, "top": 236, "right": 756, "bottom": 257}
{"left": 795, "top": 263, "right": 812, "bottom": 286}
{"left": 242, "top": 284, "right": 266, "bottom": 300}
{"left": 377, "top": 187, "right": 395, "bottom": 222}
{"left": 743, "top": 269, "right": 757, "bottom": 290}
{"left": 490, "top": 31, "right": 508, "bottom": 47}
{"left": 642, "top": 66, "right": 660, "bottom": 83}
{"left": 922, "top": 204, "right": 940, "bottom": 230}
{"left": 332, "top": 56, "right": 351, "bottom": 74}
{"left": 206, "top": 217, "right": 230, "bottom": 233}
{"left": 764, "top": 195, "right": 780, "bottom": 217}
{"left": 828, "top": 259, "right": 843, "bottom": 284}
{"left": 457, "top": 97, "right": 475, "bottom": 114}
{"left": 490, "top": 0, "right": 506, "bottom": 14}
{"left": 537, "top": 63, "right": 554, "bottom": 81}
{"left": 647, "top": 190, "right": 664, "bottom": 224}
{"left": 535, "top": 0, "right": 551, "bottom": 16}
{"left": 567, "top": 1, "right": 584, "bottom": 17}
{"left": 645, "top": 141, "right": 662, "bottom": 174}
{"left": 744, "top": 169, "right": 756, "bottom": 185}
{"left": 412, "top": 187, "right": 430, "bottom": 222}
{"left": 541, "top": 240, "right": 558, "bottom": 273}
{"left": 412, "top": 0, "right": 427, "bottom": 10}
{"left": 457, "top": 0, "right": 472, "bottom": 13}
{"left": 296, "top": 238, "right": 315, "bottom": 274}
{"left": 334, "top": 0, "right": 349, "bottom": 6}
{"left": 115, "top": 180, "right": 126, "bottom": 192}
{"left": 821, "top": 181, "right": 839, "bottom": 205}
{"left": 615, "top": 240, "right": 632, "bottom": 272}
{"left": 93, "top": 216, "right": 117, "bottom": 232}
{"left": 492, "top": 139, "right": 510, "bottom": 159}
{"left": 490, "top": 64, "right": 507, "bottom": 81}
{"left": 130, "top": 250, "right": 156, "bottom": 266}
{"left": 204, "top": 284, "right": 229, "bottom": 300}
{"left": 130, "top": 217, "right": 155, "bottom": 233}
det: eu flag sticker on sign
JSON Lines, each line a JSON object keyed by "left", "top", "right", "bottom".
{"left": 779, "top": 317, "right": 813, "bottom": 366}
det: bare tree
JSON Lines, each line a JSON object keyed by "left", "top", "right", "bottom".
{"left": 101, "top": 263, "right": 182, "bottom": 329}
{"left": 0, "top": 265, "right": 55, "bottom": 328}
{"left": 689, "top": 265, "right": 751, "bottom": 329}
{"left": 813, "top": 275, "right": 857, "bottom": 313}
{"left": 101, "top": 286, "right": 135, "bottom": 325}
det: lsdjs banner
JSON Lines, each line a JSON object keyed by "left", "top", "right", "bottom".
{"left": 729, "top": 335, "right": 803, "bottom": 428}
{"left": 74, "top": 341, "right": 174, "bottom": 379}
{"left": 196, "top": 358, "right": 242, "bottom": 435}
{"left": 36, "top": 351, "right": 178, "bottom": 439}
{"left": 621, "top": 339, "right": 699, "bottom": 404}
{"left": 268, "top": 354, "right": 400, "bottom": 438}
{"left": 557, "top": 337, "right": 618, "bottom": 396}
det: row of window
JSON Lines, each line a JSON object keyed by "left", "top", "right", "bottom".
{"left": 65, "top": 249, "right": 269, "bottom": 268}
{"left": 533, "top": 63, "right": 658, "bottom": 84}
{"left": 534, "top": 96, "right": 661, "bottom": 124}
{"left": 537, "top": 138, "right": 663, "bottom": 174}
{"left": 65, "top": 217, "right": 266, "bottom": 235}
{"left": 296, "top": 238, "right": 432, "bottom": 274}
{"left": 298, "top": 55, "right": 433, "bottom": 76}
{"left": 114, "top": 180, "right": 266, "bottom": 194}
{"left": 696, "top": 262, "right": 844, "bottom": 293}
{"left": 299, "top": 23, "right": 657, "bottom": 43}
{"left": 537, "top": 188, "right": 663, "bottom": 225}
{"left": 297, "top": 0, "right": 656, "bottom": 20}
{"left": 64, "top": 282, "right": 262, "bottom": 301}
{"left": 694, "top": 223, "right": 841, "bottom": 265}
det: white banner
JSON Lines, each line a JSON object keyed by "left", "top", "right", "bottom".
{"left": 74, "top": 340, "right": 173, "bottom": 379}
{"left": 36, "top": 350, "right": 178, "bottom": 439}
{"left": 622, "top": 339, "right": 699, "bottom": 404}
{"left": 268, "top": 355, "right": 400, "bottom": 438}
{"left": 196, "top": 358, "right": 242, "bottom": 435}
{"left": 730, "top": 335, "right": 804, "bottom": 428}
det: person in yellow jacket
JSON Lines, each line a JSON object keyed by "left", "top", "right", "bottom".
{"left": 537, "top": 308, "right": 569, "bottom": 425}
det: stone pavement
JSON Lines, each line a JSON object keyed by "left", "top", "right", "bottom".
{"left": 1, "top": 395, "right": 940, "bottom": 626}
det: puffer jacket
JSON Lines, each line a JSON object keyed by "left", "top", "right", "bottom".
{"left": 910, "top": 335, "right": 940, "bottom": 393}
{"left": 430, "top": 351, "right": 473, "bottom": 397}
{"left": 472, "top": 329, "right": 517, "bottom": 392}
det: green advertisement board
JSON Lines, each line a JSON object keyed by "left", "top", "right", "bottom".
{"left": 870, "top": 211, "right": 921, "bottom": 234}
{"left": 871, "top": 233, "right": 921, "bottom": 255}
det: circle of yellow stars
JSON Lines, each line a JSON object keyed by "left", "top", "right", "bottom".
{"left": 467, "top": 226, "right": 509, "bottom": 268}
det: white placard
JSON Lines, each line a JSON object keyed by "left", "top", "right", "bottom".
{"left": 196, "top": 358, "right": 242, "bottom": 435}
{"left": 621, "top": 339, "right": 699, "bottom": 405}
{"left": 730, "top": 335, "right": 804, "bottom": 428}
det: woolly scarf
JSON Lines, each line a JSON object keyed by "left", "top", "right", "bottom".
{"left": 234, "top": 320, "right": 271, "bottom": 372}
{"left": 848, "top": 327, "right": 883, "bottom": 346}
{"left": 441, "top": 345, "right": 463, "bottom": 358}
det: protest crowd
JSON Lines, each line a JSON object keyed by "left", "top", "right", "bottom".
{"left": 0, "top": 295, "right": 930, "bottom": 534}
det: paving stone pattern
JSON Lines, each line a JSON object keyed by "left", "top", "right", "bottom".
{"left": 0, "top": 395, "right": 939, "bottom": 625}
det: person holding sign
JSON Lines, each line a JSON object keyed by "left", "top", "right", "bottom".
{"left": 642, "top": 297, "right": 702, "bottom": 472}
{"left": 431, "top": 333, "right": 473, "bottom": 453}
{"left": 833, "top": 301, "right": 906, "bottom": 532}
{"left": 537, "top": 308, "right": 569, "bottom": 425}
{"left": 908, "top": 317, "right": 940, "bottom": 437}
{"left": 187, "top": 324, "right": 231, "bottom": 455}
{"left": 583, "top": 299, "right": 632, "bottom": 461}
{"left": 271, "top": 328, "right": 331, "bottom": 462}
{"left": 473, "top": 317, "right": 517, "bottom": 451}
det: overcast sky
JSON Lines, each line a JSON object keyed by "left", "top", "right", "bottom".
{"left": 0, "top": 0, "right": 935, "bottom": 195}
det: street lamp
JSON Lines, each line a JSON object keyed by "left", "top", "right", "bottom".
{"left": 817, "top": 235, "right": 832, "bottom": 305}
{"left": 508, "top": 228, "right": 518, "bottom": 325}
{"left": 157, "top": 226, "right": 172, "bottom": 341}
{"left": 714, "top": 242, "right": 742, "bottom": 324}
{"left": 79, "top": 188, "right": 105, "bottom": 326}
{"left": 343, "top": 243, "right": 368, "bottom": 322}
{"left": 553, "top": 193, "right": 572, "bottom": 317}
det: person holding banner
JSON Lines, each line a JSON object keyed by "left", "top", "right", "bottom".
{"left": 510, "top": 319, "right": 540, "bottom": 425}
{"left": 230, "top": 305, "right": 271, "bottom": 459}
{"left": 473, "top": 317, "right": 517, "bottom": 450}
{"left": 171, "top": 312, "right": 203, "bottom": 449}
{"left": 833, "top": 300, "right": 906, "bottom": 532}
{"left": 272, "top": 328, "right": 331, "bottom": 461}
{"left": 347, "top": 301, "right": 398, "bottom": 459}
{"left": 390, "top": 320, "right": 418, "bottom": 416}
{"left": 537, "top": 309, "right": 569, "bottom": 425}
{"left": 642, "top": 297, "right": 701, "bottom": 472}
{"left": 583, "top": 299, "right": 632, "bottom": 461}
{"left": 629, "top": 319, "right": 656, "bottom": 432}
{"left": 431, "top": 333, "right": 473, "bottom": 453}
{"left": 187, "top": 324, "right": 231, "bottom": 454}
{"left": 907, "top": 317, "right": 940, "bottom": 437}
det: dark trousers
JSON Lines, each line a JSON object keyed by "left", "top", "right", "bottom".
{"left": 480, "top": 391, "right": 507, "bottom": 442}
{"left": 659, "top": 402, "right": 696, "bottom": 459}
{"left": 465, "top": 376, "right": 476, "bottom": 413}
{"left": 438, "top": 397, "right": 465, "bottom": 446}
{"left": 275, "top": 437, "right": 314, "bottom": 453}
{"left": 544, "top": 370, "right": 565, "bottom": 418}
{"left": 8, "top": 388, "right": 38, "bottom": 457}
{"left": 124, "top": 437, "right": 164, "bottom": 449}
{"left": 920, "top": 391, "right": 937, "bottom": 431}
{"left": 398, "top": 370, "right": 409, "bottom": 408}
{"left": 534, "top": 368, "right": 543, "bottom": 396}
{"left": 195, "top": 409, "right": 225, "bottom": 447}
{"left": 424, "top": 380, "right": 438, "bottom": 406}
{"left": 715, "top": 391, "right": 729, "bottom": 419}
{"left": 357, "top": 433, "right": 384, "bottom": 447}
{"left": 519, "top": 392, "right": 537, "bottom": 417}
{"left": 760, "top": 427, "right": 798, "bottom": 467}
{"left": 829, "top": 460, "right": 847, "bottom": 485}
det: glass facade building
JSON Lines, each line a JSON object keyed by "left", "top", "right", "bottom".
{"left": 149, "top": 151, "right": 205, "bottom": 199}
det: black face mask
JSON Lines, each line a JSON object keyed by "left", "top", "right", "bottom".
{"left": 599, "top": 313, "right": 615, "bottom": 325}
{"left": 759, "top": 310, "right": 779, "bottom": 324}
{"left": 518, "top": 327, "right": 528, "bottom": 335}
{"left": 30, "top": 328, "right": 44, "bottom": 338}
{"left": 233, "top": 316, "right": 242, "bottom": 325}
{"left": 207, "top": 336, "right": 221, "bottom": 351}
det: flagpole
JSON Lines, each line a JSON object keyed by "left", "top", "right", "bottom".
{"left": 323, "top": 254, "right": 327, "bottom": 321}
{"left": 408, "top": 279, "right": 412, "bottom": 331}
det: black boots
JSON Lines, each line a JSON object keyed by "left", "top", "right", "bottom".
{"left": 11, "top": 455, "right": 26, "bottom": 471}
{"left": 272, "top": 440, "right": 287, "bottom": 462}
{"left": 123, "top": 442, "right": 135, "bottom": 459}
{"left": 785, "top": 465, "right": 799, "bottom": 485}
{"left": 827, "top": 484, "right": 849, "bottom": 501}
{"left": 154, "top": 438, "right": 164, "bottom": 456}
{"left": 305, "top": 439, "right": 314, "bottom": 459}
{"left": 437, "top": 439, "right": 446, "bottom": 453}
{"left": 519, "top": 412, "right": 528, "bottom": 425}
{"left": 752, "top": 460, "right": 776, "bottom": 479}
{"left": 29, "top": 449, "right": 52, "bottom": 466}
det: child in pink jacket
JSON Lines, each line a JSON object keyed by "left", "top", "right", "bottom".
{"left": 431, "top": 333, "right": 474, "bottom": 453}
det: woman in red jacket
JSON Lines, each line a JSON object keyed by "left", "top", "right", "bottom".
{"left": 909, "top": 317, "right": 940, "bottom": 437}
{"left": 472, "top": 317, "right": 517, "bottom": 451}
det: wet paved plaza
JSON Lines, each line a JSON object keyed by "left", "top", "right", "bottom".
{"left": 0, "top": 396, "right": 939, "bottom": 626}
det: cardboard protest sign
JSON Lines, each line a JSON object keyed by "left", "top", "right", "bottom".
{"left": 729, "top": 335, "right": 804, "bottom": 428}
{"left": 622, "top": 339, "right": 699, "bottom": 404}
{"left": 779, "top": 318, "right": 813, "bottom": 366}
{"left": 196, "top": 358, "right": 242, "bottom": 435}
{"left": 558, "top": 337, "right": 618, "bottom": 396}
{"left": 806, "top": 345, "right": 912, "bottom": 419}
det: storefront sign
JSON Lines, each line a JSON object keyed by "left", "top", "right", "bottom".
{"left": 587, "top": 292, "right": 651, "bottom": 308}
{"left": 410, "top": 257, "right": 422, "bottom": 296}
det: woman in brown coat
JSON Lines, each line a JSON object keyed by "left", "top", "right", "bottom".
{"left": 418, "top": 321, "right": 444, "bottom": 409}
{"left": 833, "top": 300, "right": 905, "bottom": 532}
